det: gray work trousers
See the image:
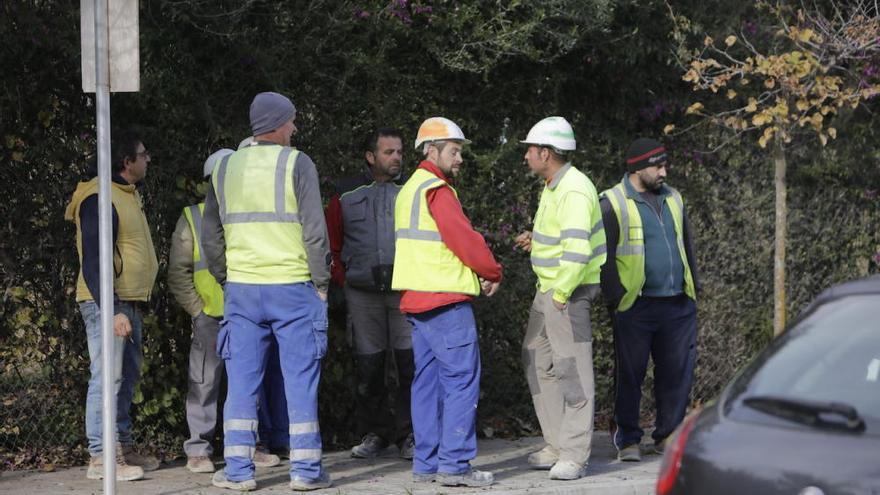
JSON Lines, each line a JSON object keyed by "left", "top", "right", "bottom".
{"left": 183, "top": 312, "right": 224, "bottom": 457}
{"left": 522, "top": 285, "right": 598, "bottom": 466}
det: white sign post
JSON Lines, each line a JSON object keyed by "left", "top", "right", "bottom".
{"left": 81, "top": 1, "right": 139, "bottom": 492}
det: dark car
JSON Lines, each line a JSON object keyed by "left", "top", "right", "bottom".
{"left": 657, "top": 275, "right": 880, "bottom": 495}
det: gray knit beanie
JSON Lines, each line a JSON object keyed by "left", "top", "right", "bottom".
{"left": 249, "top": 92, "right": 296, "bottom": 136}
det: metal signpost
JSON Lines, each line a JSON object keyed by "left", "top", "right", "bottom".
{"left": 80, "top": 0, "right": 139, "bottom": 492}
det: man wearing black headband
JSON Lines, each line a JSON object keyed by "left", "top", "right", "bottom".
{"left": 599, "top": 137, "right": 700, "bottom": 462}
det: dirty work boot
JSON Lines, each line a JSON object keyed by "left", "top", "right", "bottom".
{"left": 351, "top": 432, "right": 386, "bottom": 458}
{"left": 437, "top": 469, "right": 495, "bottom": 487}
{"left": 398, "top": 433, "right": 414, "bottom": 460}
{"left": 412, "top": 472, "right": 436, "bottom": 483}
{"left": 121, "top": 444, "right": 160, "bottom": 471}
{"left": 253, "top": 447, "right": 281, "bottom": 467}
{"left": 186, "top": 456, "right": 215, "bottom": 473}
{"left": 86, "top": 453, "right": 144, "bottom": 481}
{"left": 527, "top": 445, "right": 559, "bottom": 470}
{"left": 549, "top": 460, "right": 587, "bottom": 480}
{"left": 289, "top": 471, "right": 332, "bottom": 491}
{"left": 212, "top": 470, "right": 257, "bottom": 491}
{"left": 617, "top": 443, "right": 642, "bottom": 462}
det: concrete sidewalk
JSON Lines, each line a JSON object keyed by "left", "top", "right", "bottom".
{"left": 0, "top": 433, "right": 660, "bottom": 495}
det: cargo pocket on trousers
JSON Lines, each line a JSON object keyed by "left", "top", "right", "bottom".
{"left": 312, "top": 317, "right": 328, "bottom": 360}
{"left": 216, "top": 322, "right": 232, "bottom": 361}
{"left": 442, "top": 323, "right": 477, "bottom": 349}
{"left": 189, "top": 333, "right": 207, "bottom": 384}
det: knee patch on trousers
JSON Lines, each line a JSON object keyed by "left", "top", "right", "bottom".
{"left": 554, "top": 356, "right": 588, "bottom": 407}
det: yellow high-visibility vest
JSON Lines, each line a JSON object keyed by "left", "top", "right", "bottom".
{"left": 183, "top": 203, "right": 224, "bottom": 317}
{"left": 602, "top": 179, "right": 695, "bottom": 312}
{"left": 391, "top": 168, "right": 480, "bottom": 295}
{"left": 211, "top": 144, "right": 309, "bottom": 284}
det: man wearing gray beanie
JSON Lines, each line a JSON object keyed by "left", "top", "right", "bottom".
{"left": 202, "top": 91, "right": 332, "bottom": 491}
{"left": 598, "top": 137, "right": 700, "bottom": 463}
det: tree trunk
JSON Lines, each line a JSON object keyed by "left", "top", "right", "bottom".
{"left": 773, "top": 138, "right": 787, "bottom": 337}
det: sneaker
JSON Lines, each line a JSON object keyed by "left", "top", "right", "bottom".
{"left": 617, "top": 443, "right": 642, "bottom": 462}
{"left": 398, "top": 433, "right": 414, "bottom": 460}
{"left": 289, "top": 471, "right": 332, "bottom": 491}
{"left": 253, "top": 448, "right": 281, "bottom": 468}
{"left": 527, "top": 445, "right": 559, "bottom": 470}
{"left": 549, "top": 460, "right": 587, "bottom": 480}
{"left": 186, "top": 456, "right": 215, "bottom": 473}
{"left": 437, "top": 469, "right": 494, "bottom": 487}
{"left": 412, "top": 472, "right": 436, "bottom": 483}
{"left": 212, "top": 470, "right": 257, "bottom": 491}
{"left": 350, "top": 432, "right": 386, "bottom": 458}
{"left": 121, "top": 444, "right": 160, "bottom": 471}
{"left": 86, "top": 453, "right": 144, "bottom": 481}
{"left": 650, "top": 438, "right": 666, "bottom": 455}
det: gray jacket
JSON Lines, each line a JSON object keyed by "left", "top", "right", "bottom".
{"left": 340, "top": 180, "right": 401, "bottom": 291}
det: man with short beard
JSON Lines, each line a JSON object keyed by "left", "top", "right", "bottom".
{"left": 599, "top": 137, "right": 700, "bottom": 463}
{"left": 324, "top": 128, "right": 415, "bottom": 459}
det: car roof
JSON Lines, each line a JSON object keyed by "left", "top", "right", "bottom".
{"left": 801, "top": 275, "right": 880, "bottom": 316}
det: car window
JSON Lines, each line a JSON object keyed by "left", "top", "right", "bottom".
{"left": 729, "top": 294, "right": 880, "bottom": 425}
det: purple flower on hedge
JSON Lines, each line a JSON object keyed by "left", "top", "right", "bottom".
{"left": 872, "top": 251, "right": 880, "bottom": 266}
{"left": 353, "top": 9, "right": 370, "bottom": 19}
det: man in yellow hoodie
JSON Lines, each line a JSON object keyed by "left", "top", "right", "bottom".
{"left": 65, "top": 128, "right": 160, "bottom": 481}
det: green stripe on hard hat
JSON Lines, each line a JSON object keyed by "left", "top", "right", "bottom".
{"left": 521, "top": 116, "right": 577, "bottom": 151}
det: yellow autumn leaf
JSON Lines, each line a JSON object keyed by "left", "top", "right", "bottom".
{"left": 752, "top": 114, "right": 769, "bottom": 126}
{"left": 797, "top": 28, "right": 814, "bottom": 43}
{"left": 745, "top": 97, "right": 758, "bottom": 113}
{"left": 764, "top": 78, "right": 776, "bottom": 89}
{"left": 726, "top": 89, "right": 737, "bottom": 99}
{"left": 796, "top": 99, "right": 809, "bottom": 111}
{"left": 725, "top": 35, "right": 737, "bottom": 47}
{"left": 819, "top": 133, "right": 828, "bottom": 146}
{"left": 686, "top": 102, "right": 704, "bottom": 115}
{"left": 704, "top": 35, "right": 714, "bottom": 47}
{"left": 663, "top": 124, "right": 676, "bottom": 135}
{"left": 828, "top": 127, "right": 837, "bottom": 139}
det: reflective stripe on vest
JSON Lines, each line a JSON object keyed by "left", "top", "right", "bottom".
{"left": 602, "top": 179, "right": 695, "bottom": 312}
{"left": 183, "top": 203, "right": 224, "bottom": 317}
{"left": 391, "top": 168, "right": 480, "bottom": 295}
{"left": 212, "top": 145, "right": 310, "bottom": 284}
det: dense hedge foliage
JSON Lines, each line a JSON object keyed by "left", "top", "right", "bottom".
{"left": 1, "top": 0, "right": 878, "bottom": 467}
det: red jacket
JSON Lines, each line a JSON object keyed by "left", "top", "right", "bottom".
{"left": 399, "top": 161, "right": 503, "bottom": 314}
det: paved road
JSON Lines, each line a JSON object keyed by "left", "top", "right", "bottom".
{"left": 0, "top": 432, "right": 660, "bottom": 495}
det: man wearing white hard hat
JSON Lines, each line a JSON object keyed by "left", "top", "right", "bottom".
{"left": 392, "top": 117, "right": 503, "bottom": 487}
{"left": 168, "top": 149, "right": 234, "bottom": 474}
{"left": 515, "top": 117, "right": 606, "bottom": 480}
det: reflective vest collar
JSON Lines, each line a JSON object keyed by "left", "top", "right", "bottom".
{"left": 546, "top": 163, "right": 572, "bottom": 190}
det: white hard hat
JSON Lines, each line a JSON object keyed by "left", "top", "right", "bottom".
{"left": 520, "top": 116, "right": 576, "bottom": 151}
{"left": 203, "top": 148, "right": 234, "bottom": 178}
{"left": 237, "top": 136, "right": 255, "bottom": 150}
{"left": 414, "top": 117, "right": 470, "bottom": 150}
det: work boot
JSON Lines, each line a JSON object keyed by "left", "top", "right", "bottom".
{"left": 86, "top": 453, "right": 144, "bottom": 481}
{"left": 549, "top": 460, "right": 587, "bottom": 480}
{"left": 212, "top": 470, "right": 257, "bottom": 491}
{"left": 398, "top": 433, "right": 414, "bottom": 460}
{"left": 289, "top": 471, "right": 332, "bottom": 491}
{"left": 253, "top": 447, "right": 281, "bottom": 467}
{"left": 617, "top": 443, "right": 642, "bottom": 462}
{"left": 412, "top": 472, "right": 436, "bottom": 483}
{"left": 437, "top": 468, "right": 494, "bottom": 487}
{"left": 527, "top": 445, "right": 559, "bottom": 470}
{"left": 186, "top": 456, "right": 215, "bottom": 473}
{"left": 351, "top": 432, "right": 386, "bottom": 458}
{"left": 121, "top": 444, "right": 160, "bottom": 471}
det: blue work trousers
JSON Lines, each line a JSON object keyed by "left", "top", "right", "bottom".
{"left": 219, "top": 282, "right": 327, "bottom": 482}
{"left": 612, "top": 295, "right": 697, "bottom": 449}
{"left": 408, "top": 302, "right": 481, "bottom": 476}
{"left": 258, "top": 337, "right": 290, "bottom": 450}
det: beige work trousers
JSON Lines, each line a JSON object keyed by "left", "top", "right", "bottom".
{"left": 522, "top": 285, "right": 598, "bottom": 466}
